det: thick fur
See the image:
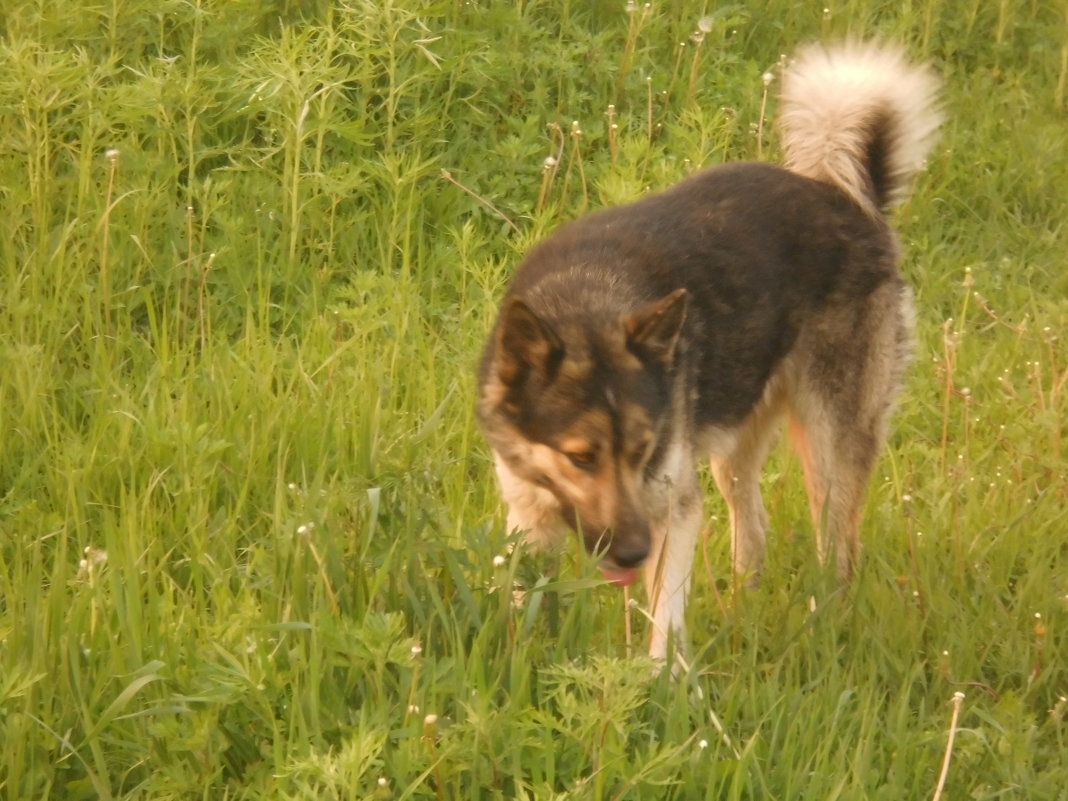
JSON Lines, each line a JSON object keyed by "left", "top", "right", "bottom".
{"left": 477, "top": 42, "right": 941, "bottom": 661}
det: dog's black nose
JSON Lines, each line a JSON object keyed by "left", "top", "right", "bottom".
{"left": 611, "top": 541, "right": 649, "bottom": 569}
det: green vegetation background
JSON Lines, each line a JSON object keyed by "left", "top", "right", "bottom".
{"left": 1, "top": 1, "right": 1065, "bottom": 798}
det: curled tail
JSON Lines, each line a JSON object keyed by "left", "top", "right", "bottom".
{"left": 779, "top": 42, "right": 942, "bottom": 215}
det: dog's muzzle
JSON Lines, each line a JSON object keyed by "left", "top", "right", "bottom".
{"left": 585, "top": 520, "right": 649, "bottom": 588}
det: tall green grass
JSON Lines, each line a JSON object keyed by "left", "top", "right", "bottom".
{"left": 0, "top": 1, "right": 1065, "bottom": 798}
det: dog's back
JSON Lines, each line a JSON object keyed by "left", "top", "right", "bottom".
{"left": 501, "top": 159, "right": 901, "bottom": 426}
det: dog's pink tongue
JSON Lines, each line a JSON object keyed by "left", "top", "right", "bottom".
{"left": 599, "top": 566, "right": 640, "bottom": 587}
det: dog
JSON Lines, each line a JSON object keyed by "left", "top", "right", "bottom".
{"left": 476, "top": 42, "right": 941, "bottom": 661}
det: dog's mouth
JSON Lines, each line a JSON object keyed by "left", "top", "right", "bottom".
{"left": 599, "top": 564, "right": 641, "bottom": 587}
{"left": 578, "top": 522, "right": 648, "bottom": 588}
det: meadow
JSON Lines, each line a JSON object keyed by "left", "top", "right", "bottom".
{"left": 0, "top": 1, "right": 1065, "bottom": 798}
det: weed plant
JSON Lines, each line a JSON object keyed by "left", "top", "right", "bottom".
{"left": 0, "top": 1, "right": 1065, "bottom": 799}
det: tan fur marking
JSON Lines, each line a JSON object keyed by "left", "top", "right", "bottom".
{"left": 559, "top": 356, "right": 593, "bottom": 381}
{"left": 560, "top": 409, "right": 611, "bottom": 445}
{"left": 480, "top": 375, "right": 508, "bottom": 408}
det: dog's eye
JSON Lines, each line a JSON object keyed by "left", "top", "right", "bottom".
{"left": 631, "top": 441, "right": 653, "bottom": 466}
{"left": 625, "top": 431, "right": 654, "bottom": 465}
{"left": 565, "top": 450, "right": 598, "bottom": 470}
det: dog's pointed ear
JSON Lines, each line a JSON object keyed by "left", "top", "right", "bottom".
{"left": 496, "top": 298, "right": 564, "bottom": 386}
{"left": 624, "top": 288, "right": 688, "bottom": 364}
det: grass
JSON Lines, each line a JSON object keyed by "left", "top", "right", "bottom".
{"left": 0, "top": 0, "right": 1065, "bottom": 798}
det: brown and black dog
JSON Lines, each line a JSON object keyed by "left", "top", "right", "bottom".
{"left": 477, "top": 43, "right": 941, "bottom": 661}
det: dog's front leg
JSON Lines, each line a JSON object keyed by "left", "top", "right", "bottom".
{"left": 644, "top": 491, "right": 703, "bottom": 663}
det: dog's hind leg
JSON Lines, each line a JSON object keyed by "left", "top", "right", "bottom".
{"left": 788, "top": 412, "right": 872, "bottom": 578}
{"left": 709, "top": 394, "right": 786, "bottom": 582}
{"left": 788, "top": 285, "right": 914, "bottom": 578}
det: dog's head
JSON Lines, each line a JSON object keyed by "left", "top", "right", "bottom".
{"left": 481, "top": 288, "right": 688, "bottom": 577}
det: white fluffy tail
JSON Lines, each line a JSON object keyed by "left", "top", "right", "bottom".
{"left": 779, "top": 42, "right": 942, "bottom": 215}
